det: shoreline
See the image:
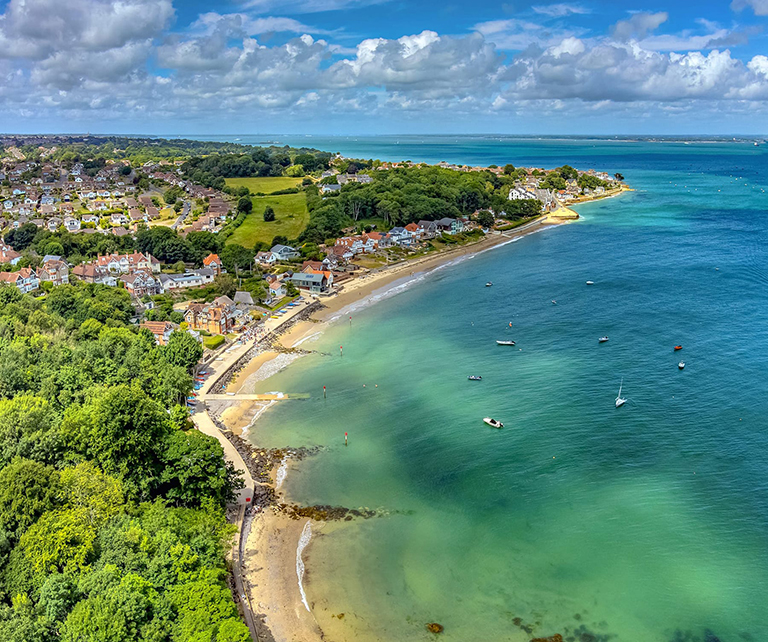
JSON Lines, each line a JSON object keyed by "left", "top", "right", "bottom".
{"left": 226, "top": 195, "right": 621, "bottom": 642}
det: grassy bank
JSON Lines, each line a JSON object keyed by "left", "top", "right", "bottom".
{"left": 227, "top": 191, "right": 310, "bottom": 247}
{"left": 225, "top": 176, "right": 304, "bottom": 193}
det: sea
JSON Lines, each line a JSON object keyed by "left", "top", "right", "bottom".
{"left": 229, "top": 136, "right": 768, "bottom": 642}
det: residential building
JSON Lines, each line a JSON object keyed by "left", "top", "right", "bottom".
{"left": 184, "top": 302, "right": 234, "bottom": 335}
{"left": 270, "top": 244, "right": 300, "bottom": 261}
{"left": 203, "top": 253, "right": 224, "bottom": 276}
{"left": 36, "top": 259, "right": 69, "bottom": 286}
{"left": 0, "top": 267, "right": 40, "bottom": 293}
{"left": 287, "top": 271, "right": 331, "bottom": 293}
{"left": 0, "top": 244, "right": 22, "bottom": 265}
{"left": 120, "top": 269, "right": 161, "bottom": 297}
{"left": 140, "top": 321, "right": 174, "bottom": 346}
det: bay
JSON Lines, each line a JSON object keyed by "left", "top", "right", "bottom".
{"left": 243, "top": 137, "right": 768, "bottom": 642}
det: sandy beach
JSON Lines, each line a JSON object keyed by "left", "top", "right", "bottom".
{"left": 224, "top": 206, "right": 594, "bottom": 642}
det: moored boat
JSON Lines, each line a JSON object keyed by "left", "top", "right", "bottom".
{"left": 678, "top": 362, "right": 685, "bottom": 370}
{"left": 674, "top": 345, "right": 683, "bottom": 351}
{"left": 496, "top": 340, "right": 516, "bottom": 346}
{"left": 486, "top": 282, "right": 493, "bottom": 287}
{"left": 599, "top": 336, "right": 609, "bottom": 343}
{"left": 468, "top": 375, "right": 482, "bottom": 381}
{"left": 483, "top": 417, "right": 504, "bottom": 428}
{"left": 615, "top": 379, "right": 627, "bottom": 408}
{"left": 586, "top": 280, "right": 594, "bottom": 285}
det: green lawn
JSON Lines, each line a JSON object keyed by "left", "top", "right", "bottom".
{"left": 224, "top": 176, "right": 304, "bottom": 193}
{"left": 227, "top": 192, "right": 309, "bottom": 247}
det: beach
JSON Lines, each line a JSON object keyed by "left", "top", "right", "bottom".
{"left": 215, "top": 211, "right": 585, "bottom": 642}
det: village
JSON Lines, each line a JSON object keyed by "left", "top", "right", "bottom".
{"left": 0, "top": 141, "right": 623, "bottom": 352}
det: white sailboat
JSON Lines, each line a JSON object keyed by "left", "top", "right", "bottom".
{"left": 615, "top": 379, "right": 627, "bottom": 408}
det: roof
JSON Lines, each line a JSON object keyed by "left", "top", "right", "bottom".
{"left": 233, "top": 291, "right": 254, "bottom": 305}
{"left": 271, "top": 244, "right": 296, "bottom": 253}
{"left": 203, "top": 253, "right": 221, "bottom": 266}
{"left": 140, "top": 321, "right": 173, "bottom": 334}
{"left": 291, "top": 272, "right": 325, "bottom": 284}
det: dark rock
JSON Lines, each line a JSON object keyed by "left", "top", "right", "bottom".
{"left": 531, "top": 635, "right": 563, "bottom": 642}
{"left": 427, "top": 623, "right": 444, "bottom": 634}
{"left": 704, "top": 631, "right": 722, "bottom": 642}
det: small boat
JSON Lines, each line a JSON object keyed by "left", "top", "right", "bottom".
{"left": 496, "top": 340, "right": 516, "bottom": 346}
{"left": 678, "top": 362, "right": 685, "bottom": 370}
{"left": 551, "top": 300, "right": 557, "bottom": 305}
{"left": 599, "top": 336, "right": 609, "bottom": 343}
{"left": 483, "top": 417, "right": 504, "bottom": 429}
{"left": 485, "top": 282, "right": 493, "bottom": 287}
{"left": 586, "top": 280, "right": 594, "bottom": 285}
{"left": 674, "top": 345, "right": 683, "bottom": 351}
{"left": 615, "top": 379, "right": 627, "bottom": 408}
{"left": 468, "top": 375, "right": 482, "bottom": 381}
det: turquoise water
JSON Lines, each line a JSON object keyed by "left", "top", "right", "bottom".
{"left": 247, "top": 139, "right": 768, "bottom": 642}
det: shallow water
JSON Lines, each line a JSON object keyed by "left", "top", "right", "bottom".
{"left": 247, "top": 138, "right": 768, "bottom": 642}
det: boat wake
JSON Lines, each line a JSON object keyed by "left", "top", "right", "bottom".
{"left": 296, "top": 521, "right": 312, "bottom": 612}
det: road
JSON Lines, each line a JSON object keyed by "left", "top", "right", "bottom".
{"left": 171, "top": 200, "right": 191, "bottom": 230}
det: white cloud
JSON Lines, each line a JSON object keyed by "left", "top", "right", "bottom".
{"left": 611, "top": 12, "right": 669, "bottom": 42}
{"left": 731, "top": 0, "right": 768, "bottom": 15}
{"left": 532, "top": 4, "right": 590, "bottom": 17}
{"left": 240, "top": 0, "right": 388, "bottom": 14}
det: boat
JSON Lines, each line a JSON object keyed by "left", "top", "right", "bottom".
{"left": 551, "top": 300, "right": 557, "bottom": 305}
{"left": 678, "top": 362, "right": 685, "bottom": 370}
{"left": 586, "top": 280, "right": 594, "bottom": 285}
{"left": 615, "top": 379, "right": 627, "bottom": 408}
{"left": 674, "top": 345, "right": 683, "bottom": 351}
{"left": 468, "top": 375, "right": 482, "bottom": 381}
{"left": 496, "top": 340, "right": 516, "bottom": 346}
{"left": 486, "top": 282, "right": 493, "bottom": 287}
{"left": 483, "top": 417, "right": 504, "bottom": 428}
{"left": 599, "top": 336, "right": 609, "bottom": 343}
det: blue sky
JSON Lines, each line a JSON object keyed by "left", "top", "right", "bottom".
{"left": 1, "top": 0, "right": 768, "bottom": 135}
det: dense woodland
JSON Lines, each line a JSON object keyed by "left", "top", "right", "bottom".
{"left": 300, "top": 165, "right": 541, "bottom": 243}
{"left": 0, "top": 283, "right": 247, "bottom": 642}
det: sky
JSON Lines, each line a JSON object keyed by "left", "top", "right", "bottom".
{"left": 1, "top": 0, "right": 768, "bottom": 135}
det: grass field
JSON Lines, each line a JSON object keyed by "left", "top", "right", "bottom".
{"left": 224, "top": 177, "right": 304, "bottom": 193}
{"left": 227, "top": 192, "right": 309, "bottom": 247}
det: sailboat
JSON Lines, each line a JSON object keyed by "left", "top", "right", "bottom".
{"left": 615, "top": 379, "right": 627, "bottom": 408}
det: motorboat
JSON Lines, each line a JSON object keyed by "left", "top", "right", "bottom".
{"left": 674, "top": 345, "right": 683, "bottom": 351}
{"left": 678, "top": 362, "right": 685, "bottom": 370}
{"left": 496, "top": 340, "right": 516, "bottom": 346}
{"left": 483, "top": 417, "right": 504, "bottom": 428}
{"left": 486, "top": 282, "right": 493, "bottom": 287}
{"left": 586, "top": 280, "right": 594, "bottom": 285}
{"left": 599, "top": 336, "right": 609, "bottom": 343}
{"left": 468, "top": 375, "right": 483, "bottom": 381}
{"left": 615, "top": 379, "right": 627, "bottom": 408}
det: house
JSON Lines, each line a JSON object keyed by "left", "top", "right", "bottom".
{"left": 233, "top": 291, "right": 254, "bottom": 306}
{"left": 157, "top": 268, "right": 215, "bottom": 291}
{"left": 63, "top": 217, "right": 81, "bottom": 232}
{"left": 267, "top": 280, "right": 286, "bottom": 303}
{"left": 81, "top": 214, "right": 99, "bottom": 225}
{"left": 120, "top": 269, "right": 161, "bottom": 297}
{"left": 94, "top": 252, "right": 161, "bottom": 275}
{"left": 46, "top": 218, "right": 62, "bottom": 232}
{"left": 203, "top": 253, "right": 224, "bottom": 276}
{"left": 110, "top": 212, "right": 129, "bottom": 226}
{"left": 0, "top": 267, "right": 40, "bottom": 293}
{"left": 509, "top": 187, "right": 537, "bottom": 201}
{"left": 72, "top": 263, "right": 117, "bottom": 286}
{"left": 287, "top": 271, "right": 331, "bottom": 293}
{"left": 256, "top": 251, "right": 276, "bottom": 266}
{"left": 140, "top": 321, "right": 174, "bottom": 346}
{"left": 111, "top": 226, "right": 130, "bottom": 238}
{"left": 416, "top": 220, "right": 439, "bottom": 239}
{"left": 388, "top": 227, "right": 413, "bottom": 246}
{"left": 435, "top": 218, "right": 463, "bottom": 235}
{"left": 321, "top": 184, "right": 341, "bottom": 194}
{"left": 36, "top": 259, "right": 69, "bottom": 286}
{"left": 270, "top": 244, "right": 300, "bottom": 261}
{"left": 184, "top": 302, "right": 234, "bottom": 335}
{"left": 0, "top": 244, "right": 22, "bottom": 265}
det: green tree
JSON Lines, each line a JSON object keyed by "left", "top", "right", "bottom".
{"left": 503, "top": 164, "right": 515, "bottom": 175}
{"left": 160, "top": 430, "right": 243, "bottom": 508}
{"left": 0, "top": 458, "right": 61, "bottom": 540}
{"left": 214, "top": 275, "right": 236, "bottom": 298}
{"left": 163, "top": 332, "right": 204, "bottom": 373}
{"left": 236, "top": 197, "right": 252, "bottom": 214}
{"left": 476, "top": 210, "right": 495, "bottom": 228}
{"left": 263, "top": 206, "right": 275, "bottom": 222}
{"left": 60, "top": 385, "right": 172, "bottom": 499}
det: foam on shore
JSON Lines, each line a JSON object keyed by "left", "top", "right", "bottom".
{"left": 296, "top": 520, "right": 313, "bottom": 612}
